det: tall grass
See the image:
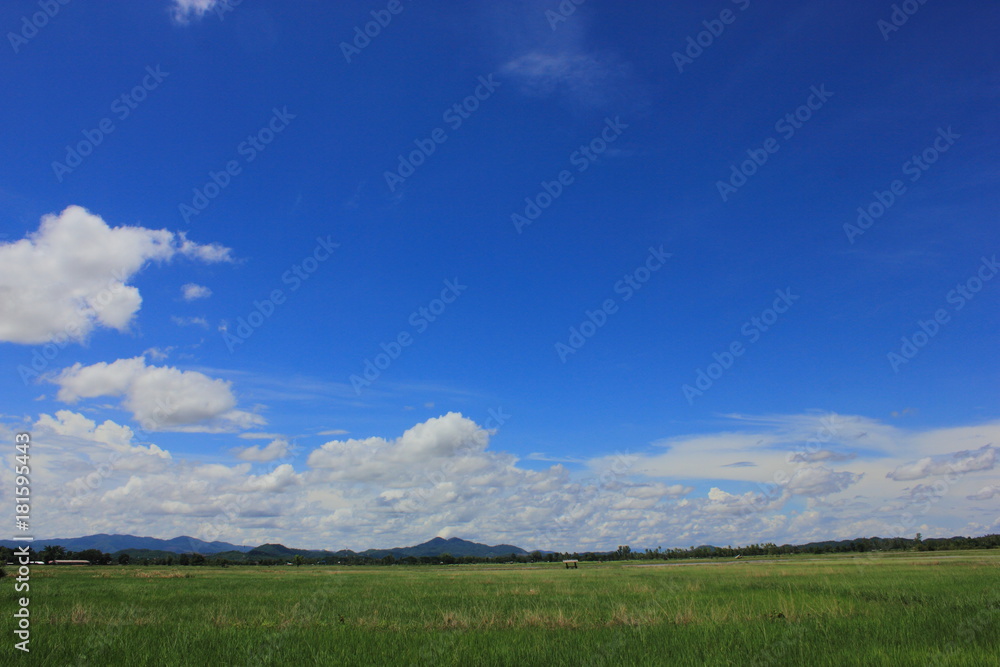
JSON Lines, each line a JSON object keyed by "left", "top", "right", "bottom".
{"left": 2, "top": 551, "right": 997, "bottom": 665}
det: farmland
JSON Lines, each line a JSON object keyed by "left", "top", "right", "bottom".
{"left": 2, "top": 551, "right": 997, "bottom": 665}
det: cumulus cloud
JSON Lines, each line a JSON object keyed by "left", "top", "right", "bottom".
{"left": 35, "top": 410, "right": 170, "bottom": 459}
{"left": 886, "top": 444, "right": 996, "bottom": 481}
{"left": 0, "top": 206, "right": 231, "bottom": 345}
{"left": 181, "top": 283, "right": 212, "bottom": 301}
{"left": 53, "top": 356, "right": 264, "bottom": 433}
{"left": 25, "top": 412, "right": 302, "bottom": 540}
{"left": 233, "top": 438, "right": 291, "bottom": 463}
{"left": 308, "top": 413, "right": 490, "bottom": 482}
{"left": 7, "top": 411, "right": 1000, "bottom": 551}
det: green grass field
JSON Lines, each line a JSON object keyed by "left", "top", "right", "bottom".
{"left": 3, "top": 551, "right": 998, "bottom": 666}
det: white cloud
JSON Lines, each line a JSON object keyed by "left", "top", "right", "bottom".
{"left": 181, "top": 283, "right": 212, "bottom": 301}
{"left": 170, "top": 0, "right": 220, "bottom": 23}
{"left": 317, "top": 429, "right": 349, "bottom": 436}
{"left": 144, "top": 346, "right": 175, "bottom": 361}
{"left": 0, "top": 206, "right": 231, "bottom": 345}
{"left": 171, "top": 316, "right": 209, "bottom": 328}
{"left": 35, "top": 410, "right": 170, "bottom": 459}
{"left": 501, "top": 51, "right": 631, "bottom": 107}
{"left": 233, "top": 439, "right": 291, "bottom": 463}
{"left": 968, "top": 485, "right": 1000, "bottom": 500}
{"left": 307, "top": 413, "right": 490, "bottom": 482}
{"left": 487, "top": 0, "right": 636, "bottom": 109}
{"left": 53, "top": 356, "right": 264, "bottom": 433}
{"left": 4, "top": 411, "right": 999, "bottom": 551}
{"left": 886, "top": 444, "right": 996, "bottom": 481}
{"left": 783, "top": 465, "right": 863, "bottom": 497}
{"left": 788, "top": 449, "right": 856, "bottom": 463}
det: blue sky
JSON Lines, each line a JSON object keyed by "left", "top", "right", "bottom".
{"left": 0, "top": 0, "right": 997, "bottom": 551}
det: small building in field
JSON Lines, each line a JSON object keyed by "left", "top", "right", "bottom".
{"left": 562, "top": 559, "right": 579, "bottom": 569}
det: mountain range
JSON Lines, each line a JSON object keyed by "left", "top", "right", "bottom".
{"left": 0, "top": 534, "right": 529, "bottom": 559}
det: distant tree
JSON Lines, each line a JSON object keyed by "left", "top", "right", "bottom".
{"left": 191, "top": 553, "right": 206, "bottom": 566}
{"left": 293, "top": 555, "right": 305, "bottom": 567}
{"left": 616, "top": 545, "right": 632, "bottom": 560}
{"left": 75, "top": 549, "right": 107, "bottom": 565}
{"left": 379, "top": 554, "right": 394, "bottom": 566}
{"left": 178, "top": 554, "right": 191, "bottom": 566}
{"left": 41, "top": 544, "right": 66, "bottom": 563}
{"left": 118, "top": 553, "right": 130, "bottom": 566}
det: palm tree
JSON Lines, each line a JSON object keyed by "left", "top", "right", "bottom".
{"left": 41, "top": 545, "right": 66, "bottom": 564}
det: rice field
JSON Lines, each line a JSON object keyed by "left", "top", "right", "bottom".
{"left": 2, "top": 550, "right": 998, "bottom": 665}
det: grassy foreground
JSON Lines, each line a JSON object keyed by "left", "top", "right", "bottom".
{"left": 2, "top": 551, "right": 998, "bottom": 666}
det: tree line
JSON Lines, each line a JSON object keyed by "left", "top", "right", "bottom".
{"left": 3, "top": 534, "right": 997, "bottom": 568}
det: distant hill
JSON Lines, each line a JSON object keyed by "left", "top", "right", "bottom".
{"left": 361, "top": 537, "right": 528, "bottom": 559}
{"left": 0, "top": 534, "right": 254, "bottom": 555}
{"left": 1, "top": 534, "right": 528, "bottom": 560}
{"left": 233, "top": 537, "right": 529, "bottom": 561}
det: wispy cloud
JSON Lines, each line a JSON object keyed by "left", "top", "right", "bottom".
{"left": 169, "top": 0, "right": 220, "bottom": 24}
{"left": 887, "top": 444, "right": 995, "bottom": 481}
{"left": 172, "top": 316, "right": 209, "bottom": 329}
{"left": 486, "top": 0, "right": 639, "bottom": 109}
{"left": 501, "top": 51, "right": 633, "bottom": 107}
